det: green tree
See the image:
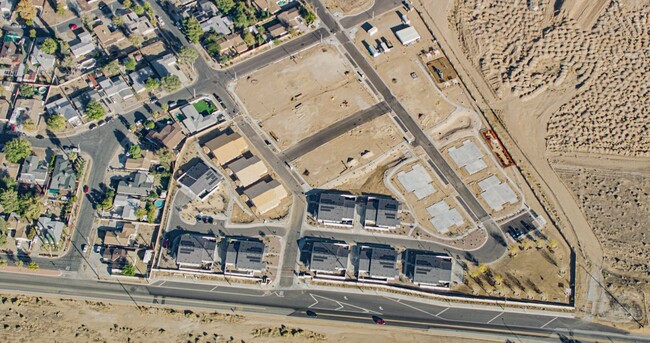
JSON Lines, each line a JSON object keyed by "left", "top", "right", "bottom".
{"left": 144, "top": 120, "right": 155, "bottom": 129}
{"left": 302, "top": 9, "right": 316, "bottom": 25}
{"left": 0, "top": 233, "right": 6, "bottom": 247}
{"left": 142, "top": 2, "right": 151, "bottom": 11}
{"left": 28, "top": 261, "right": 39, "bottom": 270}
{"left": 40, "top": 38, "right": 58, "bottom": 54}
{"left": 22, "top": 119, "right": 37, "bottom": 132}
{"left": 145, "top": 77, "right": 160, "bottom": 91}
{"left": 56, "top": 2, "right": 66, "bottom": 15}
{"left": 161, "top": 103, "right": 169, "bottom": 113}
{"left": 215, "top": 0, "right": 234, "bottom": 13}
{"left": 183, "top": 17, "right": 202, "bottom": 44}
{"left": 132, "top": 4, "right": 144, "bottom": 15}
{"left": 29, "top": 28, "right": 36, "bottom": 38}
{"left": 0, "top": 189, "right": 20, "bottom": 213}
{"left": 112, "top": 15, "right": 124, "bottom": 27}
{"left": 0, "top": 176, "right": 16, "bottom": 190}
{"left": 99, "top": 189, "right": 115, "bottom": 210}
{"left": 101, "top": 60, "right": 120, "bottom": 77}
{"left": 160, "top": 75, "right": 181, "bottom": 92}
{"left": 20, "top": 195, "right": 44, "bottom": 222}
{"left": 67, "top": 152, "right": 78, "bottom": 162}
{"left": 16, "top": 0, "right": 36, "bottom": 23}
{"left": 0, "top": 217, "right": 7, "bottom": 234}
{"left": 176, "top": 46, "right": 198, "bottom": 65}
{"left": 123, "top": 0, "right": 132, "bottom": 8}
{"left": 14, "top": 260, "right": 23, "bottom": 268}
{"left": 129, "top": 144, "right": 142, "bottom": 159}
{"left": 19, "top": 84, "right": 35, "bottom": 98}
{"left": 58, "top": 39, "right": 70, "bottom": 56}
{"left": 3, "top": 138, "right": 32, "bottom": 163}
{"left": 128, "top": 33, "right": 143, "bottom": 47}
{"left": 146, "top": 202, "right": 156, "bottom": 223}
{"left": 122, "top": 263, "right": 136, "bottom": 276}
{"left": 85, "top": 101, "right": 106, "bottom": 120}
{"left": 135, "top": 207, "right": 147, "bottom": 220}
{"left": 156, "top": 148, "right": 176, "bottom": 169}
{"left": 46, "top": 113, "right": 66, "bottom": 130}
{"left": 243, "top": 31, "right": 254, "bottom": 46}
{"left": 123, "top": 57, "right": 136, "bottom": 71}
{"left": 60, "top": 56, "right": 74, "bottom": 69}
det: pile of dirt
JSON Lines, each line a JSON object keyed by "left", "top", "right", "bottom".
{"left": 451, "top": 0, "right": 649, "bottom": 156}
{"left": 251, "top": 325, "right": 326, "bottom": 341}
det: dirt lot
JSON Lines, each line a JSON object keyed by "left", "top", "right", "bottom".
{"left": 236, "top": 44, "right": 376, "bottom": 150}
{"left": 180, "top": 184, "right": 229, "bottom": 223}
{"left": 454, "top": 230, "right": 571, "bottom": 303}
{"left": 555, "top": 165, "right": 650, "bottom": 325}
{"left": 323, "top": 0, "right": 374, "bottom": 16}
{"left": 0, "top": 293, "right": 493, "bottom": 343}
{"left": 451, "top": 0, "right": 649, "bottom": 156}
{"left": 352, "top": 9, "right": 456, "bottom": 130}
{"left": 293, "top": 115, "right": 402, "bottom": 187}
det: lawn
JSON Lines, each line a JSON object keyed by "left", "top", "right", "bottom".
{"left": 193, "top": 100, "right": 217, "bottom": 116}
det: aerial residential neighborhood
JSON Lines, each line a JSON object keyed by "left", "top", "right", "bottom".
{"left": 0, "top": 0, "right": 647, "bottom": 341}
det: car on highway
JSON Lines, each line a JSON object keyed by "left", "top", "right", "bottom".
{"left": 306, "top": 310, "right": 317, "bottom": 318}
{"left": 372, "top": 316, "right": 385, "bottom": 325}
{"left": 83, "top": 185, "right": 89, "bottom": 194}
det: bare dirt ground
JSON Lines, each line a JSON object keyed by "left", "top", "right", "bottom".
{"left": 235, "top": 45, "right": 376, "bottom": 150}
{"left": 352, "top": 9, "right": 456, "bottom": 130}
{"left": 0, "top": 293, "right": 493, "bottom": 343}
{"left": 293, "top": 115, "right": 402, "bottom": 187}
{"left": 180, "top": 184, "right": 229, "bottom": 223}
{"left": 451, "top": 0, "right": 649, "bottom": 157}
{"left": 409, "top": 0, "right": 648, "bottom": 326}
{"left": 555, "top": 165, "right": 650, "bottom": 326}
{"left": 323, "top": 0, "right": 374, "bottom": 16}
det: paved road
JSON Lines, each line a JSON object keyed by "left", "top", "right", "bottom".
{"left": 234, "top": 116, "right": 307, "bottom": 288}
{"left": 0, "top": 272, "right": 639, "bottom": 342}
{"left": 338, "top": 0, "right": 402, "bottom": 29}
{"left": 282, "top": 101, "right": 391, "bottom": 160}
{"left": 305, "top": 0, "right": 509, "bottom": 261}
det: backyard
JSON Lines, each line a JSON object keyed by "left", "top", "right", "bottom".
{"left": 193, "top": 99, "right": 217, "bottom": 116}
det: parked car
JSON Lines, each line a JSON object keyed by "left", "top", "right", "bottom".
{"left": 155, "top": 15, "right": 164, "bottom": 26}
{"left": 162, "top": 238, "right": 169, "bottom": 249}
{"left": 83, "top": 185, "right": 89, "bottom": 194}
{"left": 89, "top": 123, "right": 97, "bottom": 130}
{"left": 81, "top": 244, "right": 89, "bottom": 253}
{"left": 372, "top": 316, "right": 385, "bottom": 325}
{"left": 69, "top": 23, "right": 78, "bottom": 30}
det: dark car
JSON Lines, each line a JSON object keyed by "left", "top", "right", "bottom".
{"left": 306, "top": 310, "right": 317, "bottom": 318}
{"left": 83, "top": 185, "right": 89, "bottom": 194}
{"left": 372, "top": 316, "right": 385, "bottom": 325}
{"left": 162, "top": 238, "right": 169, "bottom": 249}
{"left": 207, "top": 216, "right": 214, "bottom": 224}
{"left": 202, "top": 216, "right": 210, "bottom": 223}
{"left": 89, "top": 123, "right": 97, "bottom": 130}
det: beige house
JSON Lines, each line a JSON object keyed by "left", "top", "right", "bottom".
{"left": 243, "top": 178, "right": 288, "bottom": 214}
{"left": 93, "top": 24, "right": 126, "bottom": 47}
{"left": 124, "top": 150, "right": 158, "bottom": 171}
{"left": 203, "top": 130, "right": 249, "bottom": 165}
{"left": 226, "top": 154, "right": 268, "bottom": 188}
{"left": 103, "top": 223, "right": 137, "bottom": 247}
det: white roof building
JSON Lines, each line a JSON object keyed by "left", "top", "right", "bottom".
{"left": 478, "top": 176, "right": 518, "bottom": 212}
{"left": 396, "top": 164, "right": 436, "bottom": 199}
{"left": 448, "top": 140, "right": 487, "bottom": 175}
{"left": 426, "top": 200, "right": 464, "bottom": 234}
{"left": 395, "top": 26, "right": 420, "bottom": 45}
